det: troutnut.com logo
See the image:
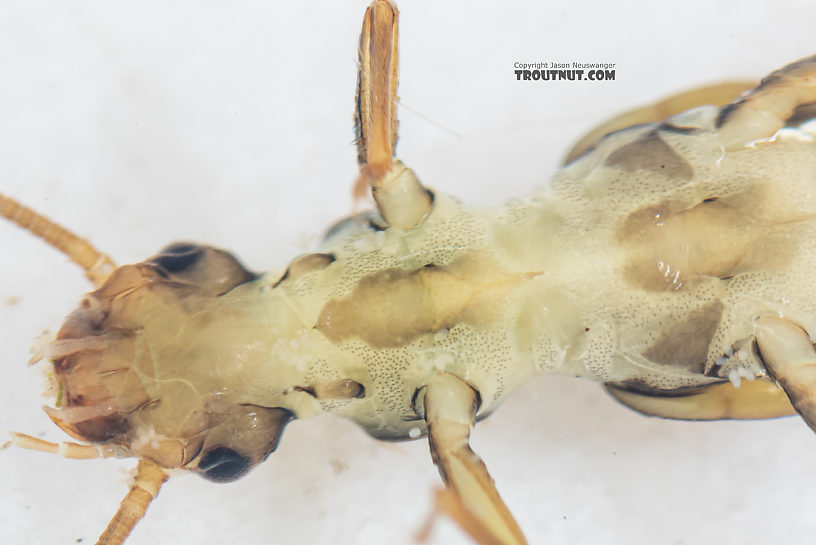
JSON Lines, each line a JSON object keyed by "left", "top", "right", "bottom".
{"left": 514, "top": 62, "right": 616, "bottom": 81}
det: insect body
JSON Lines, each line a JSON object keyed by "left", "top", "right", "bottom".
{"left": 3, "top": 2, "right": 816, "bottom": 545}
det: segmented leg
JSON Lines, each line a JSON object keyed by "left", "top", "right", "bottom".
{"left": 718, "top": 55, "right": 816, "bottom": 150}
{"left": 416, "top": 488, "right": 508, "bottom": 545}
{"left": 568, "top": 56, "right": 816, "bottom": 165}
{"left": 9, "top": 431, "right": 166, "bottom": 544}
{"left": 8, "top": 432, "right": 159, "bottom": 544}
{"left": 565, "top": 81, "right": 753, "bottom": 164}
{"left": 95, "top": 460, "right": 168, "bottom": 545}
{"left": 606, "top": 378, "right": 795, "bottom": 420}
{"left": 355, "top": 0, "right": 431, "bottom": 230}
{"left": 422, "top": 372, "right": 528, "bottom": 545}
{"left": 755, "top": 316, "right": 816, "bottom": 432}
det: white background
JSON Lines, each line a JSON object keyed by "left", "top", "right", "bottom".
{"left": 0, "top": 1, "right": 814, "bottom": 544}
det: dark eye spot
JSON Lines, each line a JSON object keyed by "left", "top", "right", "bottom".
{"left": 198, "top": 446, "right": 251, "bottom": 482}
{"left": 152, "top": 243, "right": 204, "bottom": 273}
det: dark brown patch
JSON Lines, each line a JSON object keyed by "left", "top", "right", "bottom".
{"left": 316, "top": 266, "right": 469, "bottom": 348}
{"left": 46, "top": 408, "right": 130, "bottom": 444}
{"left": 604, "top": 130, "right": 693, "bottom": 180}
{"left": 151, "top": 243, "right": 204, "bottom": 272}
{"left": 197, "top": 446, "right": 252, "bottom": 482}
{"left": 784, "top": 102, "right": 816, "bottom": 127}
{"left": 719, "top": 97, "right": 816, "bottom": 129}
{"left": 715, "top": 101, "right": 742, "bottom": 129}
{"left": 317, "top": 262, "right": 526, "bottom": 348}
{"left": 606, "top": 381, "right": 723, "bottom": 397}
{"left": 616, "top": 197, "right": 758, "bottom": 292}
{"left": 658, "top": 123, "right": 700, "bottom": 135}
{"left": 148, "top": 245, "right": 256, "bottom": 296}
{"left": 642, "top": 301, "right": 723, "bottom": 373}
{"left": 716, "top": 73, "right": 783, "bottom": 128}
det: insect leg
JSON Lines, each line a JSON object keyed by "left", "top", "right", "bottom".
{"left": 421, "top": 372, "right": 528, "bottom": 545}
{"left": 7, "top": 433, "right": 162, "bottom": 544}
{"left": 755, "top": 315, "right": 816, "bottom": 432}
{"left": 354, "top": 0, "right": 431, "bottom": 230}
{"left": 94, "top": 460, "right": 168, "bottom": 545}
{"left": 565, "top": 81, "right": 753, "bottom": 164}
{"left": 718, "top": 55, "right": 816, "bottom": 151}
{"left": 605, "top": 378, "right": 795, "bottom": 420}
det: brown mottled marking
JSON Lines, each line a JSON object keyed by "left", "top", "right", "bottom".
{"left": 605, "top": 130, "right": 693, "bottom": 180}
{"left": 317, "top": 264, "right": 531, "bottom": 348}
{"left": 642, "top": 301, "right": 723, "bottom": 372}
{"left": 616, "top": 198, "right": 759, "bottom": 291}
{"left": 785, "top": 103, "right": 816, "bottom": 126}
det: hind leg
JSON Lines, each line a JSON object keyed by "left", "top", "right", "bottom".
{"left": 755, "top": 316, "right": 816, "bottom": 431}
{"left": 421, "top": 372, "right": 528, "bottom": 545}
{"left": 565, "top": 80, "right": 754, "bottom": 164}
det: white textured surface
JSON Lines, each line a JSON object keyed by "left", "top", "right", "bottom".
{"left": 1, "top": 1, "right": 815, "bottom": 545}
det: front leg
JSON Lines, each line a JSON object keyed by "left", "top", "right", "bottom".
{"left": 755, "top": 316, "right": 816, "bottom": 432}
{"left": 421, "top": 372, "right": 528, "bottom": 545}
